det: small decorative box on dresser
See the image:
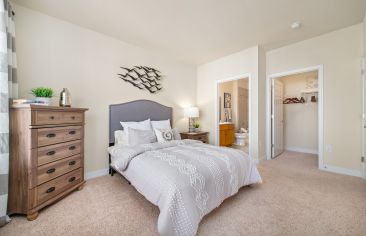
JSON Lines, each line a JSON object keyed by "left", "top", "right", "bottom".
{"left": 180, "top": 131, "right": 209, "bottom": 143}
{"left": 8, "top": 104, "right": 88, "bottom": 221}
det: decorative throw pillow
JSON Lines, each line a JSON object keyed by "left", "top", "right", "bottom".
{"left": 154, "top": 128, "right": 175, "bottom": 142}
{"left": 128, "top": 127, "right": 157, "bottom": 145}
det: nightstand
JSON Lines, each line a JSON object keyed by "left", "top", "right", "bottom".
{"left": 180, "top": 131, "right": 209, "bottom": 143}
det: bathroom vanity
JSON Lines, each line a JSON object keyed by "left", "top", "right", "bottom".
{"left": 219, "top": 123, "right": 235, "bottom": 146}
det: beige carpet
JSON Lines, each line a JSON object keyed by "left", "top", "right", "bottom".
{"left": 2, "top": 151, "right": 366, "bottom": 236}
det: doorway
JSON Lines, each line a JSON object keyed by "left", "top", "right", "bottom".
{"left": 215, "top": 74, "right": 251, "bottom": 156}
{"left": 267, "top": 66, "right": 324, "bottom": 169}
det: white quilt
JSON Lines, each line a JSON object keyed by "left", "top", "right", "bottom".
{"left": 108, "top": 140, "right": 262, "bottom": 236}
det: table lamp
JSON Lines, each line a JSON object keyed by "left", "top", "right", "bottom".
{"left": 184, "top": 107, "right": 199, "bottom": 132}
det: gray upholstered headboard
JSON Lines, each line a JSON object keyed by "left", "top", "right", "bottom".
{"left": 109, "top": 100, "right": 173, "bottom": 144}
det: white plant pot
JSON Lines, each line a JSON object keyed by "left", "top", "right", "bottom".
{"left": 35, "top": 97, "right": 52, "bottom": 105}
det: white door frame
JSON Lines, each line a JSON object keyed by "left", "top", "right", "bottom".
{"left": 266, "top": 65, "right": 324, "bottom": 170}
{"left": 215, "top": 73, "right": 252, "bottom": 156}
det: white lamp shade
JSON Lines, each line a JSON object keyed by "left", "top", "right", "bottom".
{"left": 184, "top": 107, "right": 199, "bottom": 118}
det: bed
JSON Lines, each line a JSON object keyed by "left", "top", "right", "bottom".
{"left": 107, "top": 100, "right": 262, "bottom": 236}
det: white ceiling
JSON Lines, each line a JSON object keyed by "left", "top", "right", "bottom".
{"left": 13, "top": 0, "right": 366, "bottom": 64}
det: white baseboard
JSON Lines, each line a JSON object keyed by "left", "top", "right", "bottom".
{"left": 85, "top": 168, "right": 109, "bottom": 180}
{"left": 320, "top": 165, "right": 362, "bottom": 178}
{"left": 285, "top": 146, "right": 318, "bottom": 154}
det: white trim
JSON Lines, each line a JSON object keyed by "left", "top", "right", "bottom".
{"left": 320, "top": 165, "right": 362, "bottom": 178}
{"left": 85, "top": 168, "right": 109, "bottom": 180}
{"left": 266, "top": 65, "right": 324, "bottom": 172}
{"left": 285, "top": 147, "right": 318, "bottom": 155}
{"left": 214, "top": 73, "right": 252, "bottom": 158}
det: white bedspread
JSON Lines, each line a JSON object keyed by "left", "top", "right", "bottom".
{"left": 108, "top": 140, "right": 262, "bottom": 236}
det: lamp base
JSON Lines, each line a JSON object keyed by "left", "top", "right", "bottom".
{"left": 188, "top": 117, "right": 195, "bottom": 132}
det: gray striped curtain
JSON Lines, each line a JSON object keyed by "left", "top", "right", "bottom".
{"left": 0, "top": 0, "right": 17, "bottom": 227}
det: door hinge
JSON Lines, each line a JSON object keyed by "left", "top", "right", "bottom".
{"left": 362, "top": 156, "right": 365, "bottom": 163}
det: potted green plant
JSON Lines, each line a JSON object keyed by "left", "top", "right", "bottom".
{"left": 31, "top": 87, "right": 54, "bottom": 105}
{"left": 193, "top": 123, "right": 200, "bottom": 132}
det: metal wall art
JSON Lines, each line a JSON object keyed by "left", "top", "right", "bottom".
{"left": 118, "top": 66, "right": 163, "bottom": 94}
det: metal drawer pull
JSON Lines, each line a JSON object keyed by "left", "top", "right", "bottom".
{"left": 46, "top": 187, "right": 55, "bottom": 193}
{"left": 69, "top": 177, "right": 76, "bottom": 182}
{"left": 69, "top": 130, "right": 76, "bottom": 135}
{"left": 69, "top": 160, "right": 76, "bottom": 166}
{"left": 49, "top": 116, "right": 55, "bottom": 120}
{"left": 46, "top": 168, "right": 56, "bottom": 174}
{"left": 71, "top": 116, "right": 76, "bottom": 119}
{"left": 46, "top": 150, "right": 56, "bottom": 156}
{"left": 46, "top": 133, "right": 56, "bottom": 138}
{"left": 69, "top": 146, "right": 76, "bottom": 150}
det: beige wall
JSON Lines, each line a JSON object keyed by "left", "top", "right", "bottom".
{"left": 279, "top": 72, "right": 318, "bottom": 153}
{"left": 258, "top": 47, "right": 267, "bottom": 160}
{"left": 14, "top": 5, "right": 197, "bottom": 174}
{"left": 364, "top": 13, "right": 366, "bottom": 54}
{"left": 267, "top": 24, "right": 363, "bottom": 172}
{"left": 197, "top": 46, "right": 260, "bottom": 161}
{"left": 234, "top": 79, "right": 249, "bottom": 130}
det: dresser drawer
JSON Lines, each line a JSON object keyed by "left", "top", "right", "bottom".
{"left": 35, "top": 126, "right": 82, "bottom": 147}
{"left": 37, "top": 140, "right": 81, "bottom": 166}
{"left": 36, "top": 168, "right": 82, "bottom": 205}
{"left": 37, "top": 155, "right": 81, "bottom": 185}
{"left": 33, "top": 110, "right": 83, "bottom": 125}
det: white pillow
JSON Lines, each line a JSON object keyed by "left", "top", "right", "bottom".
{"left": 120, "top": 119, "right": 152, "bottom": 138}
{"left": 128, "top": 128, "right": 157, "bottom": 145}
{"left": 151, "top": 119, "right": 171, "bottom": 130}
{"left": 114, "top": 130, "right": 127, "bottom": 145}
{"left": 154, "top": 128, "right": 175, "bottom": 142}
{"left": 119, "top": 119, "right": 153, "bottom": 145}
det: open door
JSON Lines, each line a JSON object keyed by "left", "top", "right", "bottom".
{"left": 272, "top": 79, "right": 284, "bottom": 158}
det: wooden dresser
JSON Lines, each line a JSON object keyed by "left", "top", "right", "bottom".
{"left": 219, "top": 123, "right": 235, "bottom": 146}
{"left": 180, "top": 131, "right": 209, "bottom": 143}
{"left": 8, "top": 105, "right": 88, "bottom": 220}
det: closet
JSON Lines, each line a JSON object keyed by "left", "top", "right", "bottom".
{"left": 272, "top": 70, "right": 319, "bottom": 158}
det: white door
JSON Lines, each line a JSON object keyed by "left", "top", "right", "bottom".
{"left": 362, "top": 56, "right": 366, "bottom": 179}
{"left": 272, "top": 79, "right": 284, "bottom": 158}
